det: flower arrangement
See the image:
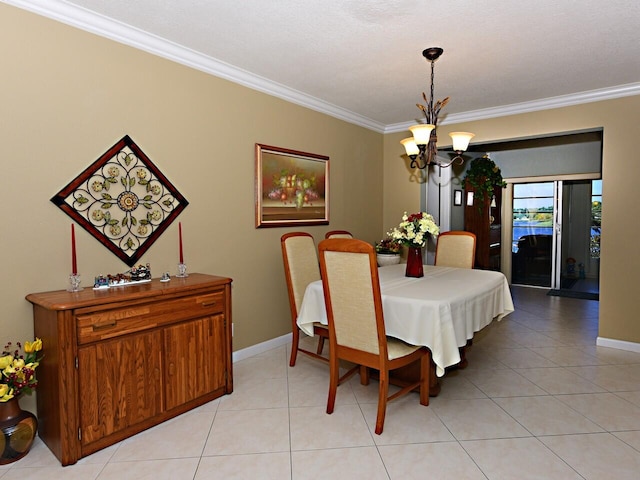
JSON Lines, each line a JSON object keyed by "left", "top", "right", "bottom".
{"left": 388, "top": 212, "right": 440, "bottom": 248}
{"left": 375, "top": 237, "right": 402, "bottom": 254}
{"left": 0, "top": 339, "right": 43, "bottom": 402}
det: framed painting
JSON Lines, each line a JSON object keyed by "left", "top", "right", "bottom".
{"left": 454, "top": 189, "right": 463, "bottom": 206}
{"left": 255, "top": 144, "right": 329, "bottom": 228}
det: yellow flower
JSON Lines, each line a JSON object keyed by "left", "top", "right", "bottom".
{"left": 24, "top": 338, "right": 43, "bottom": 353}
{"left": 12, "top": 358, "right": 25, "bottom": 369}
{"left": 0, "top": 355, "right": 13, "bottom": 369}
{"left": 0, "top": 384, "right": 14, "bottom": 402}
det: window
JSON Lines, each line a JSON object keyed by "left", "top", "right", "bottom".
{"left": 512, "top": 182, "right": 555, "bottom": 252}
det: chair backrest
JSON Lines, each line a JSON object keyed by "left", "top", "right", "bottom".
{"left": 318, "top": 238, "right": 386, "bottom": 357}
{"left": 325, "top": 230, "right": 353, "bottom": 239}
{"left": 435, "top": 231, "right": 477, "bottom": 269}
{"left": 281, "top": 232, "right": 321, "bottom": 319}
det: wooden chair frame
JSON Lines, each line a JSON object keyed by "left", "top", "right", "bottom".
{"left": 435, "top": 230, "right": 477, "bottom": 269}
{"left": 281, "top": 232, "right": 329, "bottom": 367}
{"left": 318, "top": 238, "right": 430, "bottom": 435}
{"left": 324, "top": 230, "right": 353, "bottom": 239}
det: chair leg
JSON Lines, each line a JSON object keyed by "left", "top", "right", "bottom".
{"left": 326, "top": 357, "right": 340, "bottom": 414}
{"left": 316, "top": 335, "right": 325, "bottom": 355}
{"left": 375, "top": 371, "right": 389, "bottom": 435}
{"left": 359, "top": 365, "right": 370, "bottom": 385}
{"left": 289, "top": 328, "right": 300, "bottom": 367}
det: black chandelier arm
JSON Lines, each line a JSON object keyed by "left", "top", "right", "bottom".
{"left": 410, "top": 150, "right": 464, "bottom": 170}
{"left": 437, "top": 153, "right": 465, "bottom": 168}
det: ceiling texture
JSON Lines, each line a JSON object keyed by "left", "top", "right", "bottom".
{"left": 9, "top": 0, "right": 640, "bottom": 132}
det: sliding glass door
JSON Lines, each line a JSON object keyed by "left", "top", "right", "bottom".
{"left": 511, "top": 182, "right": 556, "bottom": 287}
{"left": 511, "top": 179, "right": 600, "bottom": 294}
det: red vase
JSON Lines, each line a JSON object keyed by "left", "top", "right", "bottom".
{"left": 405, "top": 246, "right": 424, "bottom": 278}
{"left": 0, "top": 397, "right": 37, "bottom": 464}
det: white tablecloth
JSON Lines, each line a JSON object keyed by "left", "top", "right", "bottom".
{"left": 296, "top": 263, "right": 514, "bottom": 376}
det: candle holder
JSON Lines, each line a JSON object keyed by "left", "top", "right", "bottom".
{"left": 67, "top": 273, "right": 84, "bottom": 292}
{"left": 176, "top": 263, "right": 188, "bottom": 278}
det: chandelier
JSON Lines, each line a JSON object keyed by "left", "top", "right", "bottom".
{"left": 401, "top": 47, "right": 475, "bottom": 170}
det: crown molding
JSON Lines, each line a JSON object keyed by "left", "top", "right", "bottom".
{"left": 7, "top": 1, "right": 640, "bottom": 135}
{"left": 385, "top": 82, "right": 640, "bottom": 134}
{"left": 5, "top": 0, "right": 386, "bottom": 132}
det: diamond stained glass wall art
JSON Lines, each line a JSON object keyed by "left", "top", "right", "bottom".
{"left": 51, "top": 135, "right": 188, "bottom": 267}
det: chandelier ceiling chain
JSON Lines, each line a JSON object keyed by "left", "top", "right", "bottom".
{"left": 401, "top": 47, "right": 475, "bottom": 170}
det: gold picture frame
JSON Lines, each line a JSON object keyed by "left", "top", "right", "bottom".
{"left": 255, "top": 144, "right": 329, "bottom": 228}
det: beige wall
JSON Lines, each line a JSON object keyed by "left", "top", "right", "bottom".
{"left": 384, "top": 97, "right": 640, "bottom": 344}
{"left": 1, "top": 2, "right": 383, "bottom": 409}
{"left": 4, "top": 3, "right": 639, "bottom": 415}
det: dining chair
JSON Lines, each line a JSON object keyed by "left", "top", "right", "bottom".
{"left": 318, "top": 238, "right": 430, "bottom": 435}
{"left": 281, "top": 232, "right": 329, "bottom": 367}
{"left": 324, "top": 230, "right": 353, "bottom": 239}
{"left": 434, "top": 231, "right": 477, "bottom": 269}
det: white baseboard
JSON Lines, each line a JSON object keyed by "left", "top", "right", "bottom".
{"left": 596, "top": 336, "right": 640, "bottom": 353}
{"left": 232, "top": 333, "right": 292, "bottom": 363}
{"left": 236, "top": 334, "right": 640, "bottom": 362}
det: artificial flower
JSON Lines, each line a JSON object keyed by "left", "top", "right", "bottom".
{"left": 388, "top": 212, "right": 440, "bottom": 248}
{"left": 0, "top": 384, "right": 14, "bottom": 402}
{"left": 0, "top": 339, "right": 43, "bottom": 401}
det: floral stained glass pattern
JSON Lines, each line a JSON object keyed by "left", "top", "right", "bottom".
{"left": 51, "top": 135, "right": 188, "bottom": 267}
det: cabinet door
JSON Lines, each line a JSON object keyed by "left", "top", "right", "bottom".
{"left": 78, "top": 330, "right": 164, "bottom": 446}
{"left": 164, "top": 314, "right": 226, "bottom": 410}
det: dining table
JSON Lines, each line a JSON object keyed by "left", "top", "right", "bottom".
{"left": 296, "top": 263, "right": 514, "bottom": 378}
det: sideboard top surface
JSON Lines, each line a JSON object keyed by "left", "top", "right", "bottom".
{"left": 26, "top": 273, "right": 232, "bottom": 311}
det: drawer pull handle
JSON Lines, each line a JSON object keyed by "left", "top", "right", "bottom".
{"left": 202, "top": 301, "right": 217, "bottom": 307}
{"left": 92, "top": 320, "right": 117, "bottom": 330}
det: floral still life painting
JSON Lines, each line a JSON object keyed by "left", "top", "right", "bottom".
{"left": 255, "top": 144, "right": 329, "bottom": 227}
{"left": 51, "top": 135, "right": 188, "bottom": 267}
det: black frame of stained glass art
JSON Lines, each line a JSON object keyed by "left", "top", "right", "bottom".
{"left": 51, "top": 135, "right": 188, "bottom": 267}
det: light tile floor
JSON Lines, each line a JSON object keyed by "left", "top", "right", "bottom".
{"left": 3, "top": 286, "right": 640, "bottom": 479}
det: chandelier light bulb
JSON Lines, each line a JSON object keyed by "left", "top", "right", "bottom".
{"left": 449, "top": 132, "right": 475, "bottom": 153}
{"left": 400, "top": 137, "right": 420, "bottom": 157}
{"left": 409, "top": 124, "right": 435, "bottom": 146}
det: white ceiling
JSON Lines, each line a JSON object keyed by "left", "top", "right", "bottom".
{"left": 11, "top": 0, "right": 640, "bottom": 132}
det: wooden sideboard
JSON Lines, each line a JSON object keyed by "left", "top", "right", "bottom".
{"left": 26, "top": 273, "right": 232, "bottom": 466}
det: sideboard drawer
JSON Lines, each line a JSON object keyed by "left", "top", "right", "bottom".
{"left": 77, "top": 290, "right": 225, "bottom": 344}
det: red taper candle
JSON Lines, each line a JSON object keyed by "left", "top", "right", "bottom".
{"left": 71, "top": 224, "right": 77, "bottom": 274}
{"left": 179, "top": 222, "right": 184, "bottom": 263}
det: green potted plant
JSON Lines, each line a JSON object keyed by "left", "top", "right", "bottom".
{"left": 463, "top": 155, "right": 506, "bottom": 206}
